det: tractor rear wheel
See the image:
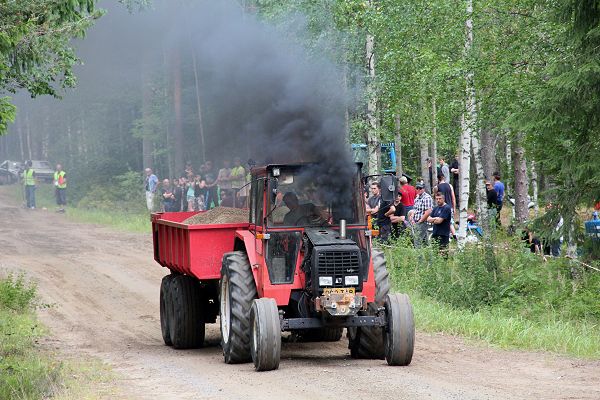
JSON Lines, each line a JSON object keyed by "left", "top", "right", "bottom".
{"left": 220, "top": 251, "right": 257, "bottom": 364}
{"left": 160, "top": 274, "right": 175, "bottom": 346}
{"left": 348, "top": 248, "right": 390, "bottom": 359}
{"left": 384, "top": 293, "right": 415, "bottom": 366}
{"left": 168, "top": 275, "right": 205, "bottom": 349}
{"left": 250, "top": 298, "right": 281, "bottom": 371}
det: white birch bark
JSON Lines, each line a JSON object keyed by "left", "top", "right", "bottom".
{"left": 512, "top": 133, "right": 529, "bottom": 224}
{"left": 530, "top": 160, "right": 539, "bottom": 216}
{"left": 191, "top": 49, "right": 207, "bottom": 164}
{"left": 458, "top": 0, "right": 476, "bottom": 241}
{"left": 366, "top": 30, "right": 379, "bottom": 176}
{"left": 420, "top": 137, "right": 430, "bottom": 191}
{"left": 471, "top": 130, "right": 488, "bottom": 231}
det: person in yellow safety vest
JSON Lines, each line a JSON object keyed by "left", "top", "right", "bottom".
{"left": 54, "top": 164, "right": 67, "bottom": 213}
{"left": 22, "top": 160, "right": 36, "bottom": 209}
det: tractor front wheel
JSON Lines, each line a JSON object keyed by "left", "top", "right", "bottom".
{"left": 250, "top": 298, "right": 281, "bottom": 371}
{"left": 384, "top": 293, "right": 415, "bottom": 366}
{"left": 348, "top": 248, "right": 390, "bottom": 359}
{"left": 220, "top": 251, "right": 257, "bottom": 364}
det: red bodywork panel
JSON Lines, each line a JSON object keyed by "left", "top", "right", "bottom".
{"left": 152, "top": 212, "right": 375, "bottom": 306}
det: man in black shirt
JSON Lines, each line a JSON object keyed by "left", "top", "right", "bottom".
{"left": 427, "top": 191, "right": 452, "bottom": 256}
{"left": 485, "top": 180, "right": 498, "bottom": 224}
{"left": 386, "top": 191, "right": 406, "bottom": 239}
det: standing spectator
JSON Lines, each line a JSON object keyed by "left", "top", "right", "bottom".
{"left": 144, "top": 168, "right": 158, "bottom": 212}
{"left": 220, "top": 189, "right": 234, "bottom": 207}
{"left": 160, "top": 179, "right": 176, "bottom": 212}
{"left": 428, "top": 192, "right": 452, "bottom": 256}
{"left": 173, "top": 177, "right": 187, "bottom": 212}
{"left": 217, "top": 159, "right": 232, "bottom": 191}
{"left": 409, "top": 182, "right": 433, "bottom": 247}
{"left": 438, "top": 156, "right": 450, "bottom": 184}
{"left": 183, "top": 161, "right": 194, "bottom": 179}
{"left": 186, "top": 177, "right": 196, "bottom": 211}
{"left": 230, "top": 157, "right": 247, "bottom": 207}
{"left": 365, "top": 182, "right": 391, "bottom": 241}
{"left": 203, "top": 160, "right": 218, "bottom": 208}
{"left": 485, "top": 180, "right": 498, "bottom": 223}
{"left": 53, "top": 163, "right": 67, "bottom": 213}
{"left": 365, "top": 182, "right": 381, "bottom": 217}
{"left": 22, "top": 160, "right": 36, "bottom": 209}
{"left": 194, "top": 176, "right": 209, "bottom": 211}
{"left": 450, "top": 154, "right": 460, "bottom": 205}
{"left": 433, "top": 173, "right": 456, "bottom": 239}
{"left": 386, "top": 190, "right": 406, "bottom": 239}
{"left": 427, "top": 158, "right": 434, "bottom": 193}
{"left": 493, "top": 173, "right": 505, "bottom": 226}
{"left": 399, "top": 176, "right": 416, "bottom": 216}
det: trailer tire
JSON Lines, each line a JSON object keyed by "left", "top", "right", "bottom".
{"left": 168, "top": 275, "right": 205, "bottom": 349}
{"left": 160, "top": 274, "right": 174, "bottom": 346}
{"left": 384, "top": 293, "right": 415, "bottom": 366}
{"left": 250, "top": 298, "right": 281, "bottom": 371}
{"left": 348, "top": 248, "right": 390, "bottom": 359}
{"left": 299, "top": 327, "right": 343, "bottom": 342}
{"left": 220, "top": 251, "right": 257, "bottom": 364}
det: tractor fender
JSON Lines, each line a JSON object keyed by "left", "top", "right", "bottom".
{"left": 234, "top": 230, "right": 260, "bottom": 283}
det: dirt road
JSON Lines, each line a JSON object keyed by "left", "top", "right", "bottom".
{"left": 1, "top": 188, "right": 598, "bottom": 400}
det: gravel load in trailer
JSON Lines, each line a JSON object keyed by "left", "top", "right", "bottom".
{"left": 182, "top": 207, "right": 248, "bottom": 225}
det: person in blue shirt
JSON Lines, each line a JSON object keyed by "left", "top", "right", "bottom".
{"left": 144, "top": 168, "right": 159, "bottom": 211}
{"left": 493, "top": 173, "right": 505, "bottom": 226}
{"left": 427, "top": 191, "right": 452, "bottom": 256}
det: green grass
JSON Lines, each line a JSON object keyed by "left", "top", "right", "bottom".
{"left": 0, "top": 274, "right": 59, "bottom": 400}
{"left": 386, "top": 237, "right": 600, "bottom": 359}
{"left": 5, "top": 184, "right": 150, "bottom": 233}
{"left": 405, "top": 292, "right": 600, "bottom": 358}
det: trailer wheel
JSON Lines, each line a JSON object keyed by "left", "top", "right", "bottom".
{"left": 168, "top": 275, "right": 205, "bottom": 349}
{"left": 160, "top": 274, "right": 174, "bottom": 346}
{"left": 250, "top": 298, "right": 281, "bottom": 371}
{"left": 299, "top": 327, "right": 343, "bottom": 342}
{"left": 220, "top": 251, "right": 257, "bottom": 364}
{"left": 384, "top": 293, "right": 415, "bottom": 366}
{"left": 348, "top": 248, "right": 390, "bottom": 359}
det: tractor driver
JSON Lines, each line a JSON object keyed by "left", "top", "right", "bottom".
{"left": 282, "top": 192, "right": 328, "bottom": 226}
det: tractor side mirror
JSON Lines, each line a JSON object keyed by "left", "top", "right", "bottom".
{"left": 380, "top": 175, "right": 397, "bottom": 203}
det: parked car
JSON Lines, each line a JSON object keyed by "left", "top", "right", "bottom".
{"left": 0, "top": 160, "right": 22, "bottom": 184}
{"left": 29, "top": 160, "right": 55, "bottom": 183}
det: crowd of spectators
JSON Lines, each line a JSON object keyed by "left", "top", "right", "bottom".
{"left": 143, "top": 157, "right": 250, "bottom": 212}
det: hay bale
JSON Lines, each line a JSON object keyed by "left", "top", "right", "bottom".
{"left": 182, "top": 207, "right": 248, "bottom": 225}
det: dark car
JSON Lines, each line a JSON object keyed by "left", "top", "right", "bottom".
{"left": 0, "top": 160, "right": 22, "bottom": 184}
{"left": 29, "top": 160, "right": 55, "bottom": 183}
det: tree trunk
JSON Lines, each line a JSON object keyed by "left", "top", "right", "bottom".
{"left": 171, "top": 46, "right": 185, "bottom": 176}
{"left": 25, "top": 113, "right": 32, "bottom": 160}
{"left": 458, "top": 0, "right": 476, "bottom": 241}
{"left": 191, "top": 49, "right": 207, "bottom": 164}
{"left": 17, "top": 114, "right": 25, "bottom": 161}
{"left": 505, "top": 136, "right": 512, "bottom": 196}
{"left": 365, "top": 30, "right": 379, "bottom": 176}
{"left": 419, "top": 137, "right": 430, "bottom": 191}
{"left": 471, "top": 130, "right": 488, "bottom": 230}
{"left": 530, "top": 160, "right": 539, "bottom": 217}
{"left": 512, "top": 133, "right": 529, "bottom": 224}
{"left": 480, "top": 128, "right": 497, "bottom": 179}
{"left": 431, "top": 99, "right": 438, "bottom": 190}
{"left": 141, "top": 71, "right": 154, "bottom": 170}
{"left": 394, "top": 113, "right": 402, "bottom": 177}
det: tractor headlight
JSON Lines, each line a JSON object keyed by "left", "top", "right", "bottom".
{"left": 344, "top": 275, "right": 359, "bottom": 286}
{"left": 319, "top": 276, "right": 333, "bottom": 286}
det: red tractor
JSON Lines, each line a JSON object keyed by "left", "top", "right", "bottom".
{"left": 152, "top": 163, "right": 415, "bottom": 371}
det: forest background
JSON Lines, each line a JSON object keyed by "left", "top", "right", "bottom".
{"left": 1, "top": 0, "right": 599, "bottom": 242}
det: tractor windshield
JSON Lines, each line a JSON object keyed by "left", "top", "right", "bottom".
{"left": 267, "top": 165, "right": 365, "bottom": 227}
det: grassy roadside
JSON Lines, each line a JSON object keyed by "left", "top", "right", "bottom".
{"left": 385, "top": 239, "right": 600, "bottom": 359}
{"left": 4, "top": 184, "right": 150, "bottom": 233}
{"left": 0, "top": 273, "right": 118, "bottom": 400}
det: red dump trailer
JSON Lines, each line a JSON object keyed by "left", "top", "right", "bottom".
{"left": 152, "top": 164, "right": 415, "bottom": 371}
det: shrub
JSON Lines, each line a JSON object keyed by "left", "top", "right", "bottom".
{"left": 0, "top": 274, "right": 36, "bottom": 312}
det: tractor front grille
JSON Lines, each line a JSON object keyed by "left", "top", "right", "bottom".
{"left": 316, "top": 250, "right": 361, "bottom": 288}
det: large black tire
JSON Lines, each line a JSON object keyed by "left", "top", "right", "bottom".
{"left": 298, "top": 327, "right": 344, "bottom": 342}
{"left": 384, "top": 293, "right": 415, "bottom": 366}
{"left": 250, "top": 298, "right": 281, "bottom": 371}
{"left": 168, "top": 275, "right": 205, "bottom": 349}
{"left": 160, "top": 274, "right": 174, "bottom": 346}
{"left": 220, "top": 251, "right": 257, "bottom": 364}
{"left": 348, "top": 248, "right": 391, "bottom": 359}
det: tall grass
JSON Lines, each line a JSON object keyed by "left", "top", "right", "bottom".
{"left": 385, "top": 237, "right": 600, "bottom": 358}
{"left": 0, "top": 274, "right": 59, "bottom": 400}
